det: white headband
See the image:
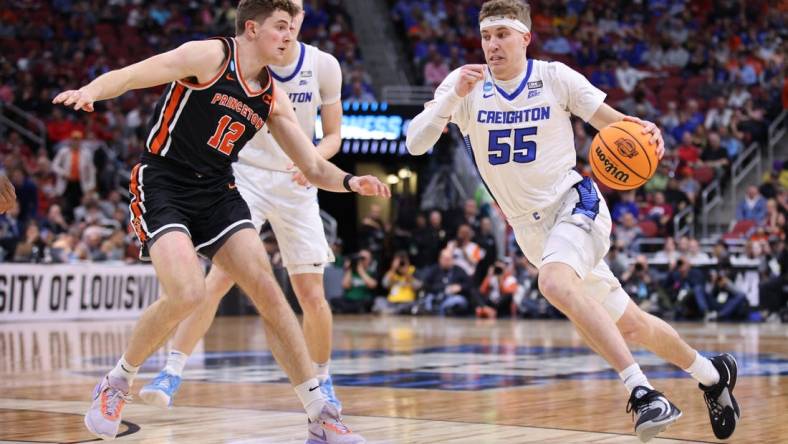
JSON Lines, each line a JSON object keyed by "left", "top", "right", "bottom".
{"left": 479, "top": 15, "right": 529, "bottom": 34}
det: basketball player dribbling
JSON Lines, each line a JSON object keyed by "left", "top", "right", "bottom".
{"left": 53, "top": 1, "right": 386, "bottom": 442}
{"left": 140, "top": 0, "right": 347, "bottom": 415}
{"left": 406, "top": 1, "right": 739, "bottom": 442}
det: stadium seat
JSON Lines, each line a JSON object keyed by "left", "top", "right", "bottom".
{"left": 693, "top": 165, "right": 716, "bottom": 185}
{"left": 722, "top": 219, "right": 757, "bottom": 240}
{"left": 638, "top": 219, "right": 659, "bottom": 237}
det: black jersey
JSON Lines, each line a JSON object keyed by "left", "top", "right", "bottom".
{"left": 142, "top": 37, "right": 275, "bottom": 177}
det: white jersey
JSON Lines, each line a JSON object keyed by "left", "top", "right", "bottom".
{"left": 238, "top": 42, "right": 342, "bottom": 172}
{"left": 439, "top": 59, "right": 606, "bottom": 219}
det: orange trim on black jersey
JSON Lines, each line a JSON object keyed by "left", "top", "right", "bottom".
{"left": 149, "top": 83, "right": 187, "bottom": 154}
{"left": 176, "top": 37, "right": 231, "bottom": 90}
{"left": 232, "top": 37, "right": 271, "bottom": 97}
{"left": 128, "top": 164, "right": 148, "bottom": 242}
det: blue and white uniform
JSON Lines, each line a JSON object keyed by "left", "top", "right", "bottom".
{"left": 428, "top": 59, "right": 628, "bottom": 320}
{"left": 235, "top": 43, "right": 341, "bottom": 274}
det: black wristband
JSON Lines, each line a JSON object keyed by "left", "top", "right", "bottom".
{"left": 342, "top": 174, "right": 354, "bottom": 192}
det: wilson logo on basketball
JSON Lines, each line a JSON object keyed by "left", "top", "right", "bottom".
{"left": 594, "top": 146, "right": 630, "bottom": 183}
{"left": 614, "top": 138, "right": 638, "bottom": 158}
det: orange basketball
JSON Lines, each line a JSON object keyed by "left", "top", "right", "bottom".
{"left": 589, "top": 120, "right": 658, "bottom": 190}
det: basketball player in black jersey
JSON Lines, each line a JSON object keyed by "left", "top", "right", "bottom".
{"left": 53, "top": 1, "right": 383, "bottom": 442}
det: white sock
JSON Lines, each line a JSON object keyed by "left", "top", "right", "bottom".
{"left": 315, "top": 361, "right": 330, "bottom": 383}
{"left": 683, "top": 352, "right": 720, "bottom": 387}
{"left": 109, "top": 355, "right": 140, "bottom": 384}
{"left": 164, "top": 350, "right": 189, "bottom": 376}
{"left": 295, "top": 378, "right": 327, "bottom": 421}
{"left": 619, "top": 363, "right": 653, "bottom": 393}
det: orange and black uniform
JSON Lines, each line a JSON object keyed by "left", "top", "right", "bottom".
{"left": 129, "top": 37, "right": 276, "bottom": 259}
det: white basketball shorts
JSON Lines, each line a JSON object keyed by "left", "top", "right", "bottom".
{"left": 233, "top": 162, "right": 334, "bottom": 275}
{"left": 509, "top": 176, "right": 628, "bottom": 321}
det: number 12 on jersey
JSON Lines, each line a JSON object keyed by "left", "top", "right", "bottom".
{"left": 487, "top": 127, "right": 537, "bottom": 165}
{"left": 208, "top": 115, "right": 246, "bottom": 155}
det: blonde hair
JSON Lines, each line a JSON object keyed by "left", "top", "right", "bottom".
{"left": 479, "top": 0, "right": 532, "bottom": 30}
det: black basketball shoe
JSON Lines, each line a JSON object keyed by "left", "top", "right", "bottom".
{"left": 626, "top": 386, "right": 682, "bottom": 442}
{"left": 700, "top": 353, "right": 740, "bottom": 439}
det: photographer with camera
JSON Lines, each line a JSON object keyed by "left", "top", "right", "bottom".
{"left": 662, "top": 256, "right": 709, "bottom": 319}
{"left": 378, "top": 251, "right": 420, "bottom": 314}
{"left": 620, "top": 255, "right": 661, "bottom": 315}
{"left": 477, "top": 258, "right": 519, "bottom": 318}
{"left": 335, "top": 249, "right": 377, "bottom": 314}
{"left": 705, "top": 263, "right": 750, "bottom": 321}
{"left": 417, "top": 248, "right": 473, "bottom": 316}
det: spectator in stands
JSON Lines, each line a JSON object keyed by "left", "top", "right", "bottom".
{"left": 615, "top": 60, "right": 653, "bottom": 94}
{"left": 461, "top": 198, "right": 480, "bottom": 233}
{"left": 418, "top": 248, "right": 473, "bottom": 316}
{"left": 590, "top": 60, "right": 616, "bottom": 89}
{"left": 687, "top": 238, "right": 712, "bottom": 264}
{"left": 0, "top": 202, "right": 21, "bottom": 261}
{"left": 621, "top": 254, "right": 660, "bottom": 314}
{"left": 611, "top": 191, "right": 639, "bottom": 224}
{"left": 616, "top": 213, "right": 642, "bottom": 255}
{"left": 477, "top": 259, "right": 518, "bottom": 318}
{"left": 379, "top": 251, "right": 419, "bottom": 314}
{"left": 698, "top": 131, "right": 731, "bottom": 175}
{"left": 448, "top": 224, "right": 484, "bottom": 278}
{"left": 718, "top": 124, "right": 744, "bottom": 160}
{"left": 643, "top": 192, "right": 673, "bottom": 235}
{"left": 52, "top": 130, "right": 95, "bottom": 220}
{"left": 764, "top": 199, "right": 785, "bottom": 238}
{"left": 40, "top": 204, "right": 69, "bottom": 237}
{"left": 654, "top": 236, "right": 680, "bottom": 267}
{"left": 13, "top": 221, "right": 46, "bottom": 263}
{"left": 664, "top": 178, "right": 691, "bottom": 211}
{"left": 705, "top": 265, "right": 750, "bottom": 321}
{"left": 605, "top": 240, "right": 628, "bottom": 279}
{"left": 704, "top": 97, "right": 733, "bottom": 130}
{"left": 337, "top": 249, "right": 377, "bottom": 313}
{"left": 735, "top": 186, "right": 768, "bottom": 226}
{"left": 728, "top": 83, "right": 752, "bottom": 109}
{"left": 664, "top": 41, "right": 690, "bottom": 68}
{"left": 345, "top": 79, "right": 376, "bottom": 102}
{"left": 759, "top": 238, "right": 786, "bottom": 322}
{"left": 662, "top": 257, "right": 708, "bottom": 319}
{"left": 412, "top": 210, "right": 446, "bottom": 268}
{"left": 8, "top": 168, "right": 37, "bottom": 224}
{"left": 423, "top": 46, "right": 450, "bottom": 88}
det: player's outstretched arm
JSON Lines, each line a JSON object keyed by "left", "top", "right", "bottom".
{"left": 406, "top": 64, "right": 483, "bottom": 156}
{"left": 268, "top": 88, "right": 390, "bottom": 197}
{"left": 52, "top": 40, "right": 225, "bottom": 112}
{"left": 589, "top": 103, "right": 665, "bottom": 159}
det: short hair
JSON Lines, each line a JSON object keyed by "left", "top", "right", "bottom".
{"left": 479, "top": 0, "right": 532, "bottom": 30}
{"left": 235, "top": 0, "right": 301, "bottom": 35}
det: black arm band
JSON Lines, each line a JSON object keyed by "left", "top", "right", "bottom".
{"left": 342, "top": 174, "right": 354, "bottom": 192}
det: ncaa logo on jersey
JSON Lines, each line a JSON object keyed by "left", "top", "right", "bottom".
{"left": 482, "top": 81, "right": 494, "bottom": 99}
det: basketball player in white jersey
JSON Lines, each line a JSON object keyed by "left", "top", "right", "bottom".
{"left": 139, "top": 0, "right": 348, "bottom": 425}
{"left": 407, "top": 1, "right": 739, "bottom": 442}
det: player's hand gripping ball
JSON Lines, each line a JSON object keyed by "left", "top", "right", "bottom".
{"left": 590, "top": 120, "right": 660, "bottom": 190}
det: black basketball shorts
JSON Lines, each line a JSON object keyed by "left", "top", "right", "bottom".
{"left": 128, "top": 155, "right": 254, "bottom": 260}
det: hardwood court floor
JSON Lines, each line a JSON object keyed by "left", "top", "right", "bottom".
{"left": 0, "top": 315, "right": 785, "bottom": 443}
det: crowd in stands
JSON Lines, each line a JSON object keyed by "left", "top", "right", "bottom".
{"left": 0, "top": 1, "right": 785, "bottom": 323}
{"left": 328, "top": 170, "right": 785, "bottom": 323}
{"left": 0, "top": 0, "right": 374, "bottom": 263}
